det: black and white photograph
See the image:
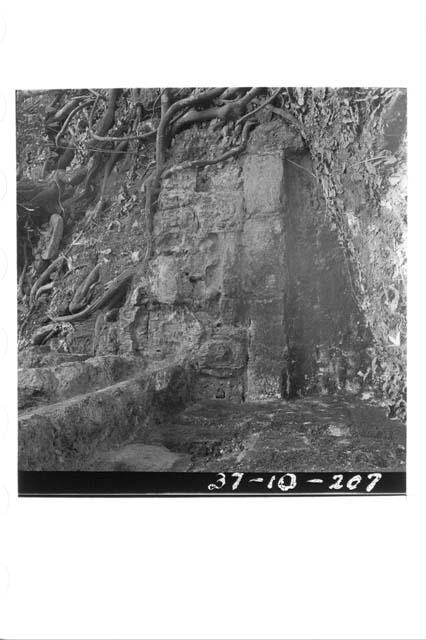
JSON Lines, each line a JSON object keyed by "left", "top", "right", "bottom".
{"left": 1, "top": 2, "right": 425, "bottom": 639}
{"left": 16, "top": 86, "right": 406, "bottom": 495}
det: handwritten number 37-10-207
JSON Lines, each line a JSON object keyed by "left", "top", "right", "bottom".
{"left": 207, "top": 473, "right": 383, "bottom": 492}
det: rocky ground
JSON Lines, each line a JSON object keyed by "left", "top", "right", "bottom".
{"left": 91, "top": 396, "right": 405, "bottom": 472}
{"left": 18, "top": 348, "right": 405, "bottom": 472}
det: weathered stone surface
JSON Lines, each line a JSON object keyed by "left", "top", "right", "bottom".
{"left": 246, "top": 120, "right": 304, "bottom": 155}
{"left": 18, "top": 346, "right": 90, "bottom": 369}
{"left": 167, "top": 395, "right": 405, "bottom": 472}
{"left": 57, "top": 316, "right": 98, "bottom": 354}
{"left": 17, "top": 97, "right": 406, "bottom": 472}
{"left": 145, "top": 306, "right": 204, "bottom": 363}
{"left": 19, "top": 376, "right": 154, "bottom": 470}
{"left": 195, "top": 328, "right": 247, "bottom": 378}
{"left": 243, "top": 153, "right": 284, "bottom": 217}
{"left": 192, "top": 375, "right": 245, "bottom": 403}
{"left": 117, "top": 124, "right": 296, "bottom": 401}
{"left": 18, "top": 354, "right": 143, "bottom": 410}
{"left": 111, "top": 120, "right": 368, "bottom": 402}
{"left": 149, "top": 255, "right": 179, "bottom": 304}
{"left": 18, "top": 363, "right": 193, "bottom": 470}
{"left": 240, "top": 149, "right": 287, "bottom": 399}
{"left": 129, "top": 281, "right": 150, "bottom": 306}
{"left": 26, "top": 119, "right": 379, "bottom": 417}
{"left": 281, "top": 151, "right": 368, "bottom": 397}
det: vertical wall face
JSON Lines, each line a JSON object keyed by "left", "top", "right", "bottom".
{"left": 118, "top": 131, "right": 250, "bottom": 401}
{"left": 117, "top": 120, "right": 371, "bottom": 401}
{"left": 241, "top": 150, "right": 287, "bottom": 399}
{"left": 282, "top": 152, "right": 369, "bottom": 397}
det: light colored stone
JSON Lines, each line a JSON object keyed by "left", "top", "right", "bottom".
{"left": 93, "top": 444, "right": 190, "bottom": 471}
{"left": 243, "top": 153, "right": 284, "bottom": 217}
{"left": 149, "top": 255, "right": 178, "bottom": 304}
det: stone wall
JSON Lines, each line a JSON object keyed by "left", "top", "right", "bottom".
{"left": 282, "top": 150, "right": 370, "bottom": 397}
{"left": 112, "top": 120, "right": 370, "bottom": 402}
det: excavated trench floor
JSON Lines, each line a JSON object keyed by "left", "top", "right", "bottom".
{"left": 90, "top": 394, "right": 406, "bottom": 472}
{"left": 18, "top": 352, "right": 405, "bottom": 472}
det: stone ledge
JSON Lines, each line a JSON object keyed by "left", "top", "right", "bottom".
{"left": 18, "top": 363, "right": 193, "bottom": 471}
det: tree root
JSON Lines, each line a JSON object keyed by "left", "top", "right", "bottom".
{"left": 56, "top": 140, "right": 76, "bottom": 170}
{"left": 142, "top": 88, "right": 262, "bottom": 262}
{"left": 48, "top": 96, "right": 83, "bottom": 126}
{"left": 17, "top": 248, "right": 28, "bottom": 302}
{"left": 219, "top": 87, "right": 247, "bottom": 101}
{"left": 31, "top": 323, "right": 61, "bottom": 346}
{"left": 78, "top": 139, "right": 129, "bottom": 226}
{"left": 19, "top": 88, "right": 273, "bottom": 341}
{"left": 29, "top": 255, "right": 65, "bottom": 307}
{"left": 69, "top": 263, "right": 101, "bottom": 314}
{"left": 171, "top": 87, "right": 263, "bottom": 136}
{"left": 20, "top": 179, "right": 61, "bottom": 212}
{"left": 55, "top": 99, "right": 93, "bottom": 147}
{"left": 155, "top": 87, "right": 226, "bottom": 168}
{"left": 35, "top": 282, "right": 53, "bottom": 301}
{"left": 143, "top": 172, "right": 160, "bottom": 260}
{"left": 161, "top": 120, "right": 256, "bottom": 179}
{"left": 236, "top": 87, "right": 282, "bottom": 127}
{"left": 265, "top": 104, "right": 302, "bottom": 130}
{"left": 49, "top": 267, "right": 135, "bottom": 323}
{"left": 90, "top": 128, "right": 156, "bottom": 143}
{"left": 160, "top": 89, "right": 170, "bottom": 117}
{"left": 96, "top": 89, "right": 122, "bottom": 137}
{"left": 59, "top": 91, "right": 127, "bottom": 217}
{"left": 100, "top": 140, "right": 128, "bottom": 197}
{"left": 145, "top": 89, "right": 246, "bottom": 226}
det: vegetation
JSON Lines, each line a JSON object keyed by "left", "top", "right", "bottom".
{"left": 16, "top": 87, "right": 406, "bottom": 419}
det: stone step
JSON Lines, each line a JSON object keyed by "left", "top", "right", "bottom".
{"left": 18, "top": 346, "right": 91, "bottom": 369}
{"left": 157, "top": 396, "right": 406, "bottom": 472}
{"left": 18, "top": 364, "right": 193, "bottom": 471}
{"left": 18, "top": 354, "right": 143, "bottom": 410}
